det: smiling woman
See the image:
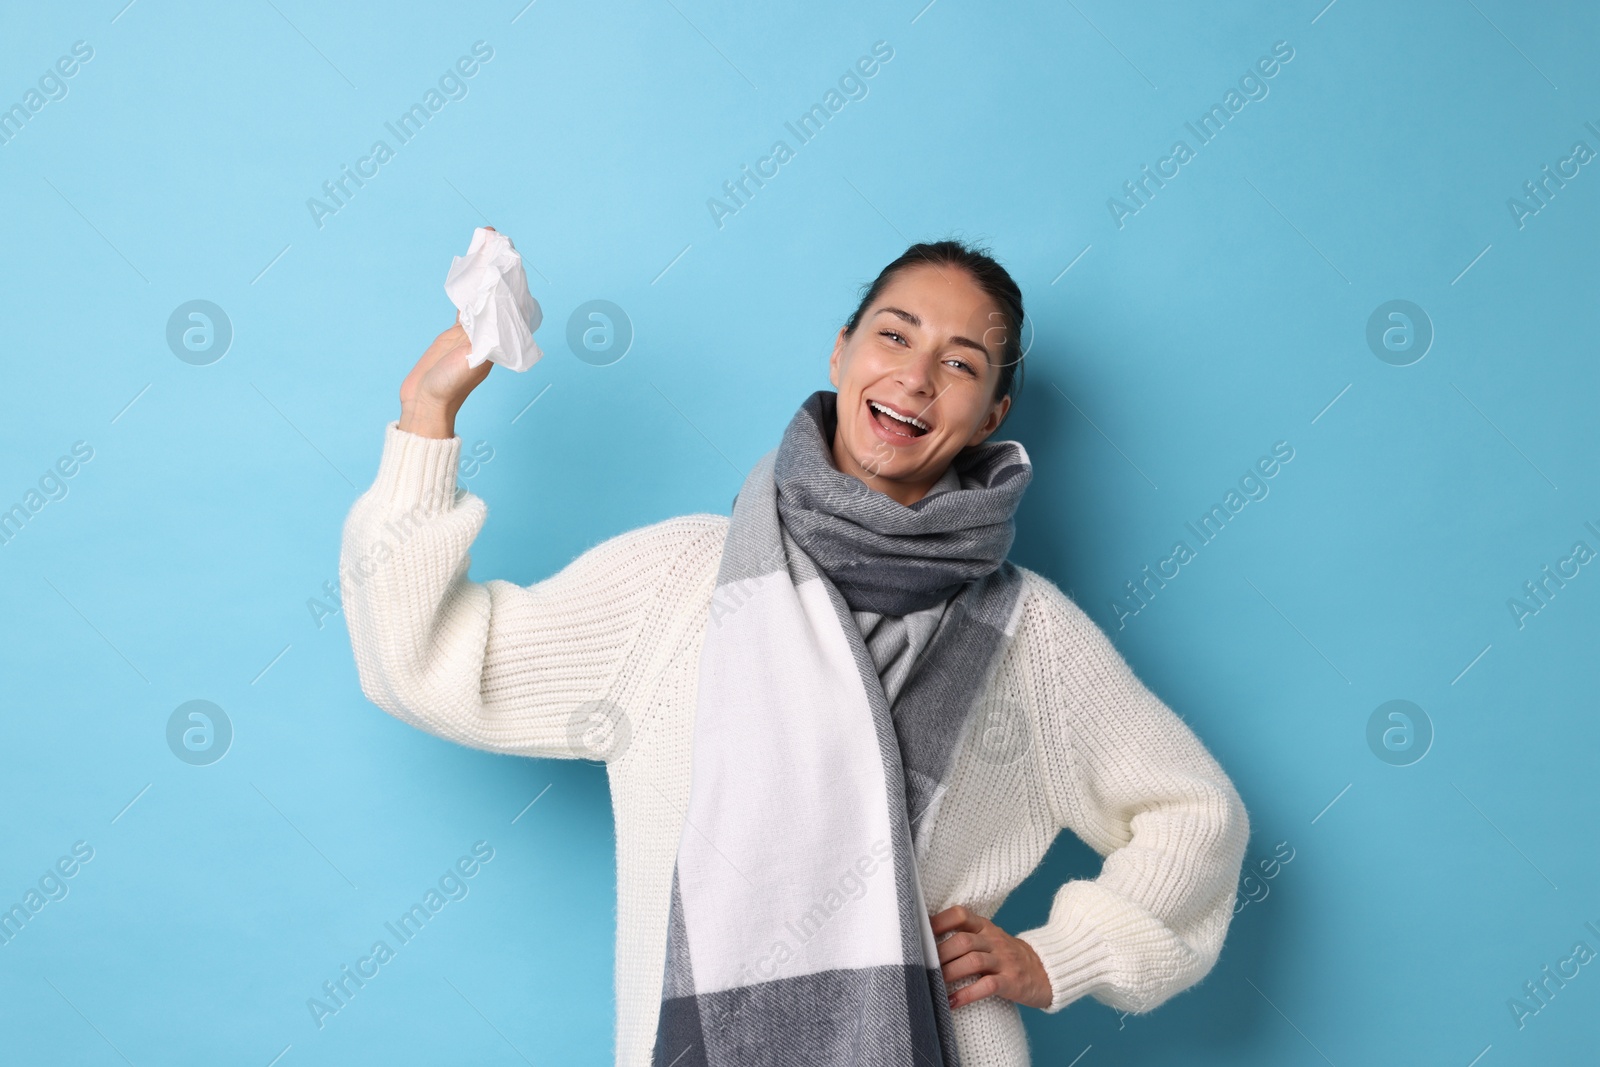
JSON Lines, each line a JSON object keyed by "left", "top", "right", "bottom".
{"left": 340, "top": 232, "right": 1249, "bottom": 1066}
{"left": 827, "top": 240, "right": 1026, "bottom": 506}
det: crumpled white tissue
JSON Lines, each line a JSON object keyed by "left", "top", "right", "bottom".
{"left": 444, "top": 227, "right": 543, "bottom": 372}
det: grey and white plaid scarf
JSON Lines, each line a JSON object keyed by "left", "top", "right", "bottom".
{"left": 652, "top": 389, "right": 1032, "bottom": 1066}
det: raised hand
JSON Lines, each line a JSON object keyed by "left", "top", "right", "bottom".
{"left": 397, "top": 227, "right": 498, "bottom": 439}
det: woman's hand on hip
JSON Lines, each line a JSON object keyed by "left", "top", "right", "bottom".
{"left": 930, "top": 904, "right": 1052, "bottom": 1011}
{"left": 398, "top": 228, "right": 497, "bottom": 439}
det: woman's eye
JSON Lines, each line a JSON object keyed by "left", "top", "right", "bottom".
{"left": 876, "top": 330, "right": 975, "bottom": 376}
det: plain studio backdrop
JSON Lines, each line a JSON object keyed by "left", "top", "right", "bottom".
{"left": 1, "top": 0, "right": 1597, "bottom": 1063}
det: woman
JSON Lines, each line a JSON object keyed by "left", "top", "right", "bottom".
{"left": 340, "top": 237, "right": 1250, "bottom": 1066}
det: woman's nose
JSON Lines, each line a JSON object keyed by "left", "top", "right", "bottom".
{"left": 896, "top": 350, "right": 936, "bottom": 393}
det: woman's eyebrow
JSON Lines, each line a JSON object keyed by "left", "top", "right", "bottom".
{"left": 873, "top": 306, "right": 993, "bottom": 362}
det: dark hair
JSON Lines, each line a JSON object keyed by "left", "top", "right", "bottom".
{"left": 841, "top": 238, "right": 1026, "bottom": 414}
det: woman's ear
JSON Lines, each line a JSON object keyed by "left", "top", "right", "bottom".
{"left": 968, "top": 393, "right": 1012, "bottom": 445}
{"left": 828, "top": 326, "right": 849, "bottom": 387}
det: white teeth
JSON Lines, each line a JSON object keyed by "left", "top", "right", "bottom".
{"left": 869, "top": 400, "right": 929, "bottom": 431}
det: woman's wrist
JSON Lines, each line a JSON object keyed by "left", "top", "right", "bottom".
{"left": 398, "top": 400, "right": 456, "bottom": 440}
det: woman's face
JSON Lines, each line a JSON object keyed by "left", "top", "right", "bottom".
{"left": 828, "top": 262, "right": 1012, "bottom": 506}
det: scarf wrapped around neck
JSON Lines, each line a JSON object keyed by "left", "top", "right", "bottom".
{"left": 653, "top": 388, "right": 1032, "bottom": 1066}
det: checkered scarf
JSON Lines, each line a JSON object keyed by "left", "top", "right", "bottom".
{"left": 652, "top": 389, "right": 1032, "bottom": 1065}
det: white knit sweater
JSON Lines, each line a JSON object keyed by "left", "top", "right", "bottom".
{"left": 340, "top": 421, "right": 1251, "bottom": 1066}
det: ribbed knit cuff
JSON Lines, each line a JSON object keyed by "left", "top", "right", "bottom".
{"left": 369, "top": 420, "right": 463, "bottom": 515}
{"left": 1014, "top": 891, "right": 1118, "bottom": 1014}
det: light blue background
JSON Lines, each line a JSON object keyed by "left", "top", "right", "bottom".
{"left": 2, "top": 0, "right": 1597, "bottom": 1063}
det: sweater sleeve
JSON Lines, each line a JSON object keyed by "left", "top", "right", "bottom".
{"left": 1012, "top": 575, "right": 1250, "bottom": 1016}
{"left": 339, "top": 420, "right": 712, "bottom": 761}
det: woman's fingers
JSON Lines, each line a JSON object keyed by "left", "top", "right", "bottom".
{"left": 397, "top": 229, "right": 502, "bottom": 419}
{"left": 940, "top": 946, "right": 999, "bottom": 984}
{"left": 423, "top": 321, "right": 470, "bottom": 372}
{"left": 948, "top": 972, "right": 1005, "bottom": 1011}
{"left": 400, "top": 326, "right": 451, "bottom": 403}
{"left": 399, "top": 321, "right": 471, "bottom": 407}
{"left": 928, "top": 904, "right": 1052, "bottom": 1011}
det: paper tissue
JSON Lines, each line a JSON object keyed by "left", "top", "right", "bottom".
{"left": 443, "top": 227, "right": 544, "bottom": 372}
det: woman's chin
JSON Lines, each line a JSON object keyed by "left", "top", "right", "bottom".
{"left": 858, "top": 454, "right": 923, "bottom": 486}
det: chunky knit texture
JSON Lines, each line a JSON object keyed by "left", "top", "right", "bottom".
{"left": 340, "top": 421, "right": 1251, "bottom": 1067}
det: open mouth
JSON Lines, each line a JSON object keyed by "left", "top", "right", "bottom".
{"left": 867, "top": 398, "right": 931, "bottom": 439}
